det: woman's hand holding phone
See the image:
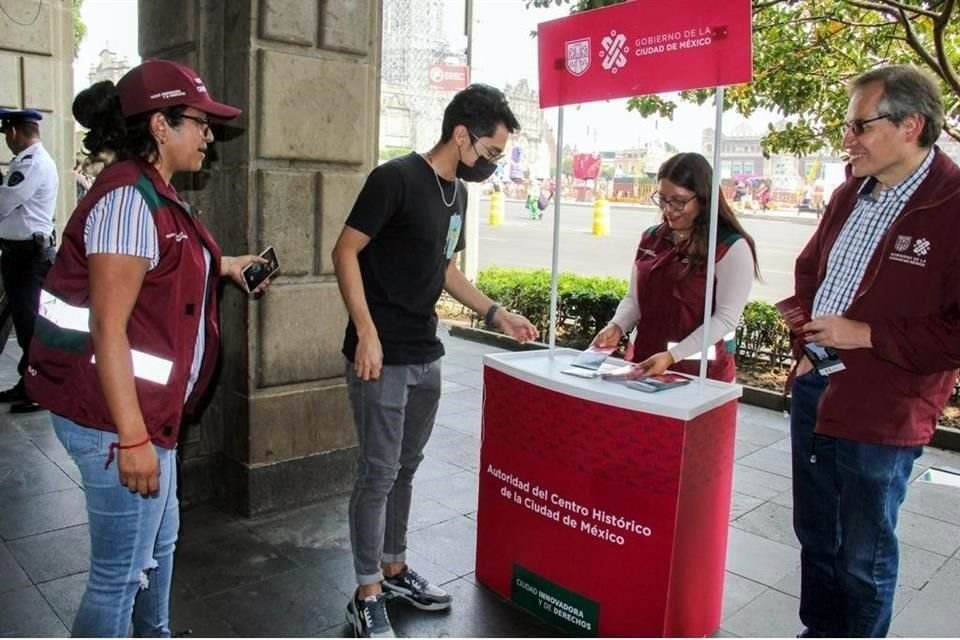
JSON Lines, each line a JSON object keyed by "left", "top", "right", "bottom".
{"left": 223, "top": 247, "right": 280, "bottom": 294}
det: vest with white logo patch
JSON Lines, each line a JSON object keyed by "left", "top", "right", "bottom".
{"left": 26, "top": 159, "right": 223, "bottom": 448}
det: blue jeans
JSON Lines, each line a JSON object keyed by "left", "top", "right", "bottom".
{"left": 790, "top": 372, "right": 921, "bottom": 637}
{"left": 53, "top": 414, "right": 179, "bottom": 637}
{"left": 345, "top": 360, "right": 441, "bottom": 586}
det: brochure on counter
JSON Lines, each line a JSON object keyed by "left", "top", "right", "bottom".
{"left": 562, "top": 351, "right": 693, "bottom": 393}
{"left": 561, "top": 345, "right": 617, "bottom": 378}
{"left": 599, "top": 364, "right": 692, "bottom": 390}
{"left": 774, "top": 296, "right": 846, "bottom": 376}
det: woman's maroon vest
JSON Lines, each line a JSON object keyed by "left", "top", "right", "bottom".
{"left": 625, "top": 224, "right": 741, "bottom": 382}
{"left": 26, "top": 159, "right": 223, "bottom": 448}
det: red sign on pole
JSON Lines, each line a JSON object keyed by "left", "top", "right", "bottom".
{"left": 428, "top": 64, "right": 470, "bottom": 91}
{"left": 537, "top": 0, "right": 752, "bottom": 108}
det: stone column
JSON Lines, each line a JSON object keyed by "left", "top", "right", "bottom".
{"left": 139, "top": 0, "right": 380, "bottom": 515}
{"left": 0, "top": 0, "right": 75, "bottom": 226}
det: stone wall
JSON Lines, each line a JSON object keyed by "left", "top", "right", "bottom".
{"left": 138, "top": 0, "right": 380, "bottom": 515}
{"left": 0, "top": 0, "right": 75, "bottom": 227}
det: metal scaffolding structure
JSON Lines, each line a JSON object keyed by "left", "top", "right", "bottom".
{"left": 380, "top": 0, "right": 467, "bottom": 151}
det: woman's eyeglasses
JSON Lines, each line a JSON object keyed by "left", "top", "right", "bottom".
{"left": 650, "top": 193, "right": 697, "bottom": 211}
{"left": 180, "top": 114, "right": 211, "bottom": 136}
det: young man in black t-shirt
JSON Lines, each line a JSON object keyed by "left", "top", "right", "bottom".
{"left": 333, "top": 84, "right": 539, "bottom": 638}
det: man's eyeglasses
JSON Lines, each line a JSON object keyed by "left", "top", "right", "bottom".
{"left": 180, "top": 114, "right": 212, "bottom": 136}
{"left": 842, "top": 113, "right": 892, "bottom": 136}
{"left": 469, "top": 131, "right": 504, "bottom": 163}
{"left": 651, "top": 193, "right": 697, "bottom": 211}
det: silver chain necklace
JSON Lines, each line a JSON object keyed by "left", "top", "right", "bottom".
{"left": 426, "top": 152, "right": 458, "bottom": 208}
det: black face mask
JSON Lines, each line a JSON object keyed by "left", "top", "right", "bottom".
{"left": 456, "top": 149, "right": 498, "bottom": 183}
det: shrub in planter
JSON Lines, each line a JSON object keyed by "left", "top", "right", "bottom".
{"left": 476, "top": 269, "right": 794, "bottom": 366}
{"left": 475, "top": 267, "right": 626, "bottom": 347}
{"left": 735, "top": 300, "right": 792, "bottom": 369}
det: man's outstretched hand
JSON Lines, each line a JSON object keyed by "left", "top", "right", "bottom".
{"left": 494, "top": 308, "right": 540, "bottom": 343}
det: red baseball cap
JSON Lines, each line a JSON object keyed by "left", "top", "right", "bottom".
{"left": 117, "top": 59, "right": 241, "bottom": 120}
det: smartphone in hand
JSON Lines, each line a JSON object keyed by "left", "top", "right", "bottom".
{"left": 241, "top": 246, "right": 280, "bottom": 293}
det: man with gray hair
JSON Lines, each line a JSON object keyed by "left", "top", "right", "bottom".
{"left": 789, "top": 64, "right": 960, "bottom": 637}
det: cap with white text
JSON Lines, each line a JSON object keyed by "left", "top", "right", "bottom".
{"left": 117, "top": 59, "right": 241, "bottom": 120}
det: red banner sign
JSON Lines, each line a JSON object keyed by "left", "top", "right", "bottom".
{"left": 573, "top": 153, "right": 601, "bottom": 180}
{"left": 537, "top": 0, "right": 752, "bottom": 108}
{"left": 427, "top": 64, "right": 470, "bottom": 91}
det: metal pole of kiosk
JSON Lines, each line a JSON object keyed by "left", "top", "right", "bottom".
{"left": 699, "top": 86, "right": 725, "bottom": 384}
{"left": 548, "top": 106, "right": 565, "bottom": 349}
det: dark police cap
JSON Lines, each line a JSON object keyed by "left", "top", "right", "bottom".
{"left": 0, "top": 108, "right": 43, "bottom": 131}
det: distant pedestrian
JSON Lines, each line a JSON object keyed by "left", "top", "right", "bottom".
{"left": 789, "top": 64, "right": 960, "bottom": 638}
{"left": 758, "top": 180, "right": 772, "bottom": 212}
{"left": 0, "top": 108, "right": 58, "bottom": 413}
{"left": 27, "top": 59, "right": 272, "bottom": 637}
{"left": 734, "top": 180, "right": 746, "bottom": 202}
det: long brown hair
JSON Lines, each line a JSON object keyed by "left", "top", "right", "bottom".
{"left": 657, "top": 152, "right": 760, "bottom": 278}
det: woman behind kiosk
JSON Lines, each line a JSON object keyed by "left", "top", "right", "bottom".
{"left": 591, "top": 152, "right": 759, "bottom": 382}
{"left": 26, "top": 60, "right": 270, "bottom": 636}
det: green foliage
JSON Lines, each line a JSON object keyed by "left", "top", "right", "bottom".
{"left": 735, "top": 300, "right": 791, "bottom": 368}
{"left": 528, "top": 0, "right": 960, "bottom": 155}
{"left": 476, "top": 268, "right": 792, "bottom": 363}
{"left": 380, "top": 147, "right": 414, "bottom": 162}
{"left": 476, "top": 267, "right": 627, "bottom": 347}
{"left": 72, "top": 0, "right": 86, "bottom": 58}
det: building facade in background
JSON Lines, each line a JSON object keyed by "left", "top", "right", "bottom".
{"left": 86, "top": 47, "right": 131, "bottom": 86}
{"left": 378, "top": 0, "right": 552, "bottom": 180}
{"left": 379, "top": 0, "right": 463, "bottom": 154}
{"left": 701, "top": 123, "right": 842, "bottom": 192}
{"left": 0, "top": 0, "right": 75, "bottom": 227}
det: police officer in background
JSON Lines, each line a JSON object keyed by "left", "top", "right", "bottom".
{"left": 0, "top": 108, "right": 58, "bottom": 413}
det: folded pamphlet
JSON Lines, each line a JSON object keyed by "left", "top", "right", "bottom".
{"left": 598, "top": 364, "right": 638, "bottom": 380}
{"left": 561, "top": 345, "right": 617, "bottom": 377}
{"left": 774, "top": 296, "right": 846, "bottom": 376}
{"left": 598, "top": 365, "right": 693, "bottom": 392}
{"left": 621, "top": 372, "right": 693, "bottom": 393}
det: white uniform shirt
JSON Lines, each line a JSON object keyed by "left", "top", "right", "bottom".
{"left": 0, "top": 141, "right": 58, "bottom": 240}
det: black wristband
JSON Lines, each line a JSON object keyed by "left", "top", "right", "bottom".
{"left": 484, "top": 303, "right": 501, "bottom": 329}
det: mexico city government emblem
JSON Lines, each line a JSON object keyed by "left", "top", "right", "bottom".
{"left": 565, "top": 38, "right": 591, "bottom": 76}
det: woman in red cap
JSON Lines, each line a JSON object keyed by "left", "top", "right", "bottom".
{"left": 26, "top": 59, "right": 270, "bottom": 637}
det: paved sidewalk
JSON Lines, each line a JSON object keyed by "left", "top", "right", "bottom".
{"left": 1, "top": 327, "right": 959, "bottom": 637}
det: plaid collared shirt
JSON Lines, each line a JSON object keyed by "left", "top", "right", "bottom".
{"left": 813, "top": 149, "right": 935, "bottom": 317}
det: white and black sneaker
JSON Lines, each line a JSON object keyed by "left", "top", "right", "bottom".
{"left": 346, "top": 592, "right": 395, "bottom": 638}
{"left": 382, "top": 566, "right": 453, "bottom": 611}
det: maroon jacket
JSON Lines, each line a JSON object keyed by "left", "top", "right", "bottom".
{"left": 625, "top": 223, "right": 741, "bottom": 382}
{"left": 26, "top": 159, "right": 223, "bottom": 449}
{"left": 794, "top": 147, "right": 960, "bottom": 446}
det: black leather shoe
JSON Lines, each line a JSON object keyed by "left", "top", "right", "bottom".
{"left": 10, "top": 399, "right": 42, "bottom": 414}
{"left": 0, "top": 382, "right": 27, "bottom": 403}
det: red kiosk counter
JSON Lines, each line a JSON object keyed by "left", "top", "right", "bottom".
{"left": 475, "top": 348, "right": 742, "bottom": 637}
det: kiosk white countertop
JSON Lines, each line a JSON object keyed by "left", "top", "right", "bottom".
{"left": 483, "top": 348, "right": 742, "bottom": 422}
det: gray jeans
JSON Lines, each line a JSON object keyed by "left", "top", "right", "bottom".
{"left": 345, "top": 359, "right": 441, "bottom": 585}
